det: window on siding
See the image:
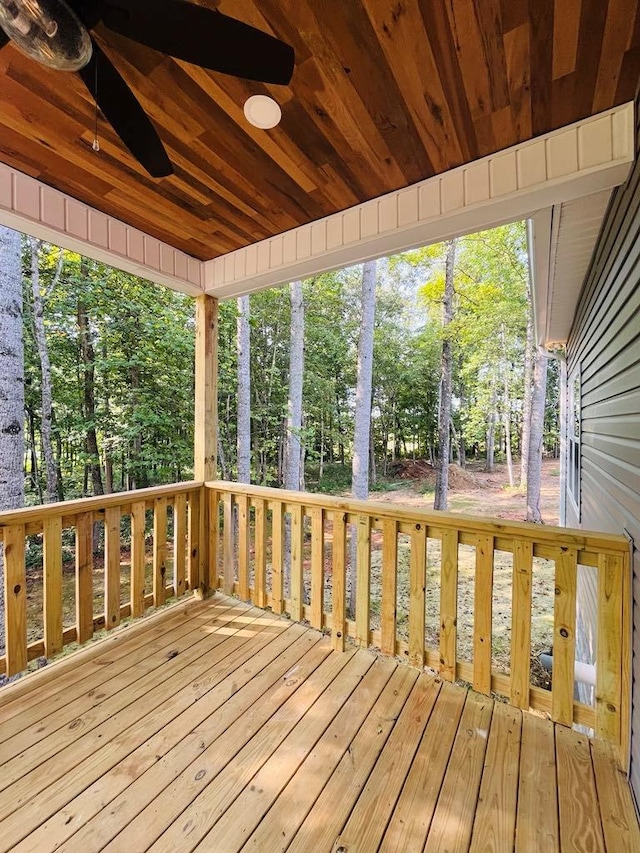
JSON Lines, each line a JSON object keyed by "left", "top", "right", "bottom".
{"left": 568, "top": 371, "right": 581, "bottom": 512}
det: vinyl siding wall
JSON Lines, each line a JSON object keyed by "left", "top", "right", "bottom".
{"left": 566, "top": 100, "right": 640, "bottom": 805}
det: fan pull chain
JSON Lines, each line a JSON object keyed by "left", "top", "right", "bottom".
{"left": 92, "top": 58, "right": 100, "bottom": 152}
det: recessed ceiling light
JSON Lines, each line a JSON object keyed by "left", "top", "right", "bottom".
{"left": 243, "top": 95, "right": 282, "bottom": 129}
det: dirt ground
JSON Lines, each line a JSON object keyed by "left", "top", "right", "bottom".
{"left": 372, "top": 457, "right": 560, "bottom": 524}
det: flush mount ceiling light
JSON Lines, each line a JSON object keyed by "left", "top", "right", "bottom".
{"left": 243, "top": 94, "right": 282, "bottom": 129}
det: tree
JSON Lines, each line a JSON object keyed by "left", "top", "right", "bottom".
{"left": 0, "top": 226, "right": 24, "bottom": 649}
{"left": 237, "top": 295, "right": 251, "bottom": 483}
{"left": 284, "top": 281, "right": 304, "bottom": 492}
{"left": 520, "top": 280, "right": 535, "bottom": 488}
{"left": 434, "top": 239, "right": 456, "bottom": 510}
{"left": 27, "top": 238, "right": 62, "bottom": 503}
{"left": 350, "top": 259, "right": 376, "bottom": 613}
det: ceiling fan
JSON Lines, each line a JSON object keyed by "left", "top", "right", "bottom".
{"left": 0, "top": 0, "right": 295, "bottom": 177}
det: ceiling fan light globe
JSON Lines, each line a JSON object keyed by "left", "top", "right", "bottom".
{"left": 0, "top": 0, "right": 92, "bottom": 70}
{"left": 243, "top": 95, "right": 282, "bottom": 129}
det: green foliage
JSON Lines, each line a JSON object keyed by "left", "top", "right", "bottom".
{"left": 23, "top": 243, "right": 194, "bottom": 501}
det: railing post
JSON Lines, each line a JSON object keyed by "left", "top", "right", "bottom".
{"left": 130, "top": 501, "right": 146, "bottom": 618}
{"left": 473, "top": 534, "right": 494, "bottom": 694}
{"left": 310, "top": 507, "right": 325, "bottom": 630}
{"left": 551, "top": 547, "right": 577, "bottom": 727}
{"left": 290, "top": 504, "right": 304, "bottom": 622}
{"left": 439, "top": 528, "right": 458, "bottom": 680}
{"left": 355, "top": 515, "right": 371, "bottom": 648}
{"left": 596, "top": 553, "right": 624, "bottom": 746}
{"left": 271, "top": 501, "right": 284, "bottom": 613}
{"left": 153, "top": 497, "right": 168, "bottom": 607}
{"left": 188, "top": 489, "right": 201, "bottom": 593}
{"left": 237, "top": 494, "right": 250, "bottom": 601}
{"left": 194, "top": 294, "right": 218, "bottom": 596}
{"left": 43, "top": 516, "right": 63, "bottom": 657}
{"left": 104, "top": 506, "right": 121, "bottom": 630}
{"left": 332, "top": 511, "right": 347, "bottom": 651}
{"left": 380, "top": 518, "right": 398, "bottom": 657}
{"left": 409, "top": 522, "right": 427, "bottom": 669}
{"left": 254, "top": 497, "right": 267, "bottom": 608}
{"left": 511, "top": 540, "right": 533, "bottom": 709}
{"left": 75, "top": 511, "right": 94, "bottom": 642}
{"left": 173, "top": 492, "right": 187, "bottom": 597}
{"left": 3, "top": 524, "right": 26, "bottom": 675}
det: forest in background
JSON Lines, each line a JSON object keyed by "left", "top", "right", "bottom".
{"left": 7, "top": 219, "right": 558, "bottom": 520}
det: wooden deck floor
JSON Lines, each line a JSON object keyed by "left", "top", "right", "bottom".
{"left": 0, "top": 595, "right": 637, "bottom": 853}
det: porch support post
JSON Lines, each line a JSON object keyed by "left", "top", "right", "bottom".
{"left": 194, "top": 294, "right": 218, "bottom": 592}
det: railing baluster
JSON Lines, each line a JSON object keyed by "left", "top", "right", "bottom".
{"left": 409, "top": 522, "right": 427, "bottom": 668}
{"left": 271, "top": 501, "right": 284, "bottom": 614}
{"left": 75, "top": 511, "right": 94, "bottom": 643}
{"left": 130, "top": 501, "right": 146, "bottom": 618}
{"left": 473, "top": 534, "right": 494, "bottom": 694}
{"left": 188, "top": 489, "right": 201, "bottom": 593}
{"left": 43, "top": 516, "right": 63, "bottom": 657}
{"left": 332, "top": 511, "right": 347, "bottom": 652}
{"left": 208, "top": 489, "right": 219, "bottom": 592}
{"left": 173, "top": 492, "right": 187, "bottom": 598}
{"left": 222, "top": 493, "right": 234, "bottom": 595}
{"left": 552, "top": 547, "right": 578, "bottom": 726}
{"left": 511, "top": 539, "right": 533, "bottom": 708}
{"left": 254, "top": 498, "right": 267, "bottom": 608}
{"left": 596, "top": 553, "right": 624, "bottom": 744}
{"left": 355, "top": 515, "right": 371, "bottom": 648}
{"left": 310, "top": 507, "right": 324, "bottom": 630}
{"left": 104, "top": 506, "right": 121, "bottom": 630}
{"left": 237, "top": 494, "right": 250, "bottom": 601}
{"left": 381, "top": 518, "right": 398, "bottom": 656}
{"left": 290, "top": 504, "right": 304, "bottom": 622}
{"left": 440, "top": 528, "right": 459, "bottom": 681}
{"left": 153, "top": 497, "right": 167, "bottom": 607}
{"left": 3, "top": 524, "right": 26, "bottom": 675}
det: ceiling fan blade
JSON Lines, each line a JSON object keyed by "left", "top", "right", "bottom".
{"left": 96, "top": 0, "right": 294, "bottom": 85}
{"left": 78, "top": 39, "right": 172, "bottom": 178}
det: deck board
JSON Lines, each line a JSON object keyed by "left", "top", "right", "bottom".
{"left": 0, "top": 594, "right": 636, "bottom": 853}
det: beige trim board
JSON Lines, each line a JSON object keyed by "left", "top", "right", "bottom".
{"left": 0, "top": 164, "right": 204, "bottom": 295}
{"left": 203, "top": 103, "right": 634, "bottom": 300}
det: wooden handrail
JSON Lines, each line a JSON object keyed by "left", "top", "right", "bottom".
{"left": 205, "top": 480, "right": 632, "bottom": 768}
{"left": 0, "top": 483, "right": 204, "bottom": 678}
{"left": 0, "top": 480, "right": 631, "bottom": 771}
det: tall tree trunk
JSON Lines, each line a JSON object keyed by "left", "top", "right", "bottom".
{"left": 526, "top": 348, "right": 549, "bottom": 522}
{"left": 350, "top": 260, "right": 376, "bottom": 615}
{"left": 237, "top": 295, "right": 251, "bottom": 484}
{"left": 28, "top": 238, "right": 59, "bottom": 503}
{"left": 77, "top": 265, "right": 103, "bottom": 497}
{"left": 503, "top": 374, "right": 514, "bottom": 487}
{"left": 0, "top": 226, "right": 25, "bottom": 653}
{"left": 434, "top": 238, "right": 456, "bottom": 510}
{"left": 217, "top": 428, "right": 228, "bottom": 480}
{"left": 520, "top": 285, "right": 535, "bottom": 488}
{"left": 284, "top": 281, "right": 304, "bottom": 492}
{"left": 486, "top": 382, "right": 497, "bottom": 473}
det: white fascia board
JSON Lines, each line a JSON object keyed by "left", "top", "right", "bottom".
{"left": 203, "top": 103, "right": 634, "bottom": 300}
{"left": 0, "top": 164, "right": 204, "bottom": 296}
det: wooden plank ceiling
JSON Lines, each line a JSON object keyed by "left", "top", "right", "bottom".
{"left": 0, "top": 0, "right": 638, "bottom": 261}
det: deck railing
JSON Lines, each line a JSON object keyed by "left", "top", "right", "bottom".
{"left": 0, "top": 480, "right": 631, "bottom": 766}
{"left": 206, "top": 481, "right": 632, "bottom": 766}
{"left": 0, "top": 482, "right": 204, "bottom": 677}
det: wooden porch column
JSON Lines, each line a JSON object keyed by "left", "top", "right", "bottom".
{"left": 194, "top": 294, "right": 218, "bottom": 593}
